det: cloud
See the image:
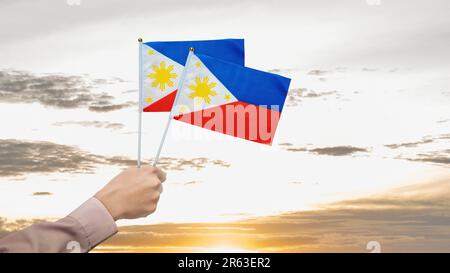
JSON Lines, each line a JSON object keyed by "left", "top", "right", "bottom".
{"left": 122, "top": 89, "right": 138, "bottom": 94}
{"left": 385, "top": 137, "right": 434, "bottom": 149}
{"left": 0, "top": 139, "right": 104, "bottom": 177}
{"left": 404, "top": 152, "right": 450, "bottom": 166}
{"left": 307, "top": 69, "right": 329, "bottom": 76}
{"left": 88, "top": 101, "right": 136, "bottom": 112}
{"left": 303, "top": 90, "right": 338, "bottom": 98}
{"left": 280, "top": 143, "right": 369, "bottom": 156}
{"left": 184, "top": 181, "right": 202, "bottom": 186}
{"left": 0, "top": 139, "right": 231, "bottom": 177}
{"left": 152, "top": 157, "right": 231, "bottom": 171}
{"left": 108, "top": 157, "right": 230, "bottom": 171}
{"left": 0, "top": 70, "right": 132, "bottom": 112}
{"left": 53, "top": 121, "right": 124, "bottom": 130}
{"left": 285, "top": 88, "right": 339, "bottom": 107}
{"left": 309, "top": 146, "right": 369, "bottom": 156}
{"left": 32, "top": 192, "right": 52, "bottom": 196}
{"left": 3, "top": 179, "right": 450, "bottom": 252}
{"left": 90, "top": 179, "right": 450, "bottom": 253}
{"left": 362, "top": 68, "right": 378, "bottom": 72}
{"left": 90, "top": 77, "right": 126, "bottom": 85}
{"left": 384, "top": 134, "right": 449, "bottom": 166}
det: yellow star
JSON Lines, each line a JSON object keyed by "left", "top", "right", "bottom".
{"left": 195, "top": 61, "right": 202, "bottom": 68}
{"left": 224, "top": 93, "right": 231, "bottom": 101}
{"left": 148, "top": 49, "right": 155, "bottom": 55}
{"left": 148, "top": 61, "right": 177, "bottom": 91}
{"left": 146, "top": 97, "right": 153, "bottom": 103}
{"left": 188, "top": 76, "right": 217, "bottom": 104}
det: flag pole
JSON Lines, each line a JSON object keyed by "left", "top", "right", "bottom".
{"left": 152, "top": 47, "right": 195, "bottom": 167}
{"left": 137, "top": 38, "right": 143, "bottom": 168}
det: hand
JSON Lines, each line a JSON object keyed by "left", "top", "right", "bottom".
{"left": 94, "top": 166, "right": 166, "bottom": 221}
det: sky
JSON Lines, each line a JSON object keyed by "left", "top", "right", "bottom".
{"left": 0, "top": 0, "right": 449, "bottom": 252}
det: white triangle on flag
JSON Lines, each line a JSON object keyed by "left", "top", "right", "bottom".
{"left": 175, "top": 54, "right": 238, "bottom": 116}
{"left": 141, "top": 44, "right": 184, "bottom": 109}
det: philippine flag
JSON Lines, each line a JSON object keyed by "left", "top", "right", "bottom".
{"left": 141, "top": 39, "right": 245, "bottom": 112}
{"left": 173, "top": 53, "right": 291, "bottom": 145}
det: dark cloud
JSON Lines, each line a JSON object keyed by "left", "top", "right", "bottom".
{"left": 141, "top": 157, "right": 230, "bottom": 171}
{"left": 385, "top": 137, "right": 434, "bottom": 149}
{"left": 0, "top": 70, "right": 131, "bottom": 112}
{"left": 303, "top": 90, "right": 337, "bottom": 98}
{"left": 384, "top": 134, "right": 449, "bottom": 166}
{"left": 0, "top": 139, "right": 104, "bottom": 177}
{"left": 32, "top": 192, "right": 52, "bottom": 196}
{"left": 93, "top": 179, "right": 450, "bottom": 252}
{"left": 53, "top": 121, "right": 124, "bottom": 130}
{"left": 309, "top": 146, "right": 369, "bottom": 156}
{"left": 404, "top": 152, "right": 450, "bottom": 166}
{"left": 0, "top": 139, "right": 230, "bottom": 177}
{"left": 280, "top": 143, "right": 369, "bottom": 156}
{"left": 3, "top": 180, "right": 450, "bottom": 252}
{"left": 285, "top": 88, "right": 340, "bottom": 107}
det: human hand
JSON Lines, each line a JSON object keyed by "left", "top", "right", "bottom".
{"left": 94, "top": 166, "right": 166, "bottom": 221}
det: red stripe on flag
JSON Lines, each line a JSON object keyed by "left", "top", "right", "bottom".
{"left": 143, "top": 90, "right": 177, "bottom": 112}
{"left": 174, "top": 101, "right": 281, "bottom": 145}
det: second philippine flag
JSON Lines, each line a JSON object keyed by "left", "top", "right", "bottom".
{"left": 141, "top": 39, "right": 244, "bottom": 112}
{"left": 173, "top": 53, "right": 291, "bottom": 145}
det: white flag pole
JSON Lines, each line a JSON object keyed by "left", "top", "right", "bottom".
{"left": 152, "top": 47, "right": 194, "bottom": 167}
{"left": 137, "top": 38, "right": 143, "bottom": 168}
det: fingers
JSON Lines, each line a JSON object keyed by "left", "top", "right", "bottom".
{"left": 139, "top": 166, "right": 167, "bottom": 182}
{"left": 151, "top": 167, "right": 167, "bottom": 182}
{"left": 138, "top": 166, "right": 164, "bottom": 196}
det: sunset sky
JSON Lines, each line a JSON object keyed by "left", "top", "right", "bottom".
{"left": 1, "top": 0, "right": 449, "bottom": 252}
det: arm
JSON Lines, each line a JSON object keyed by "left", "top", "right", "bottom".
{"left": 0, "top": 197, "right": 116, "bottom": 253}
{"left": 0, "top": 166, "right": 166, "bottom": 253}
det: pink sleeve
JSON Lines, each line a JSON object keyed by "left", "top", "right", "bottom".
{"left": 0, "top": 197, "right": 117, "bottom": 253}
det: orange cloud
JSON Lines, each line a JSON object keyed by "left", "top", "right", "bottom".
{"left": 95, "top": 179, "right": 450, "bottom": 253}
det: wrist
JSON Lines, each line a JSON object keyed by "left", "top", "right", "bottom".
{"left": 94, "top": 192, "right": 121, "bottom": 221}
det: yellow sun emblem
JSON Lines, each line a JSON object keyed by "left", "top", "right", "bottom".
{"left": 188, "top": 76, "right": 217, "bottom": 104}
{"left": 148, "top": 61, "right": 177, "bottom": 91}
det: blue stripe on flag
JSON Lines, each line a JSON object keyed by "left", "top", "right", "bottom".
{"left": 145, "top": 39, "right": 245, "bottom": 66}
{"left": 197, "top": 53, "right": 291, "bottom": 112}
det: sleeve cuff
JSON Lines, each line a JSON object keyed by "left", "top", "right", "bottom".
{"left": 68, "top": 197, "right": 118, "bottom": 250}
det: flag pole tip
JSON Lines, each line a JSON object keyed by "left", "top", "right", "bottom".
{"left": 138, "top": 38, "right": 143, "bottom": 42}
{"left": 189, "top": 47, "right": 194, "bottom": 52}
